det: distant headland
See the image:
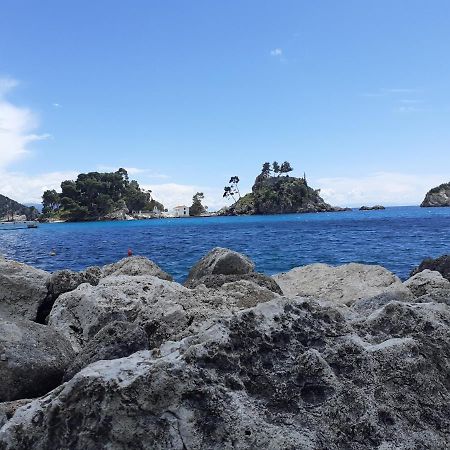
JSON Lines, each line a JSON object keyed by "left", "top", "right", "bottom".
{"left": 421, "top": 182, "right": 450, "bottom": 207}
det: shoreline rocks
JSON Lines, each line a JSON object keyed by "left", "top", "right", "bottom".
{"left": 411, "top": 254, "right": 450, "bottom": 281}
{"left": 0, "top": 249, "right": 449, "bottom": 449}
{"left": 0, "top": 259, "right": 49, "bottom": 322}
{"left": 0, "top": 317, "right": 74, "bottom": 402}
{"left": 273, "top": 262, "right": 412, "bottom": 305}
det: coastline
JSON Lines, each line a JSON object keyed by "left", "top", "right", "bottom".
{"left": 0, "top": 248, "right": 449, "bottom": 448}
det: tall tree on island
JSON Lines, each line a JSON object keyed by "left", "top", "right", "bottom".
{"left": 223, "top": 176, "right": 241, "bottom": 202}
{"left": 190, "top": 192, "right": 207, "bottom": 216}
{"left": 280, "top": 161, "right": 293, "bottom": 176}
{"left": 261, "top": 162, "right": 271, "bottom": 178}
{"left": 42, "top": 190, "right": 61, "bottom": 214}
{"left": 272, "top": 161, "right": 280, "bottom": 176}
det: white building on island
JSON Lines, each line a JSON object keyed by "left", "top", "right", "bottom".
{"left": 173, "top": 205, "right": 190, "bottom": 217}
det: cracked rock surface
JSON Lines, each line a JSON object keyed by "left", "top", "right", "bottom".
{"left": 1, "top": 250, "right": 449, "bottom": 449}
{"left": 1, "top": 296, "right": 449, "bottom": 449}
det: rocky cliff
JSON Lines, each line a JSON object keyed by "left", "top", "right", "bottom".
{"left": 421, "top": 182, "right": 450, "bottom": 207}
{"left": 0, "top": 250, "right": 449, "bottom": 449}
{"left": 223, "top": 175, "right": 346, "bottom": 215}
{"left": 0, "top": 194, "right": 38, "bottom": 221}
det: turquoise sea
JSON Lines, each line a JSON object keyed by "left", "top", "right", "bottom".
{"left": 1, "top": 206, "right": 449, "bottom": 282}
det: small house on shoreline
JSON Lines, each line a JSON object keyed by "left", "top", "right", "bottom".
{"left": 173, "top": 205, "right": 190, "bottom": 217}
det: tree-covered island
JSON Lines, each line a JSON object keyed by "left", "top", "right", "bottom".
{"left": 221, "top": 161, "right": 349, "bottom": 215}
{"left": 42, "top": 168, "right": 164, "bottom": 222}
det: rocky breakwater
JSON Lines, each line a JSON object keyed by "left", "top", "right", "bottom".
{"left": 0, "top": 249, "right": 449, "bottom": 449}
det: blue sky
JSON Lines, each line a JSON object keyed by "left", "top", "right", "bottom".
{"left": 1, "top": 0, "right": 450, "bottom": 209}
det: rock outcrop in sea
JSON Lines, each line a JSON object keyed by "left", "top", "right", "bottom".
{"left": 359, "top": 205, "right": 385, "bottom": 211}
{"left": 421, "top": 182, "right": 450, "bottom": 207}
{"left": 0, "top": 249, "right": 449, "bottom": 449}
{"left": 222, "top": 173, "right": 349, "bottom": 215}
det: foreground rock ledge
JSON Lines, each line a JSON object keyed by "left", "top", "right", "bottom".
{"left": 1, "top": 297, "right": 449, "bottom": 449}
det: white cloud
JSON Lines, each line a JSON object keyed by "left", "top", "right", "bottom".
{"left": 316, "top": 172, "right": 448, "bottom": 207}
{"left": 270, "top": 48, "right": 283, "bottom": 57}
{"left": 0, "top": 170, "right": 78, "bottom": 204}
{"left": 395, "top": 105, "right": 424, "bottom": 113}
{"left": 143, "top": 183, "right": 225, "bottom": 211}
{"left": 52, "top": 103, "right": 61, "bottom": 108}
{"left": 0, "top": 77, "right": 49, "bottom": 168}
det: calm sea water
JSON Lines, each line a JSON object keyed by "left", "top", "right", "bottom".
{"left": 1, "top": 206, "right": 449, "bottom": 282}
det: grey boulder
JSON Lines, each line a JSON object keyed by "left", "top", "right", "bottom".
{"left": 1, "top": 297, "right": 449, "bottom": 449}
{"left": 410, "top": 254, "right": 450, "bottom": 282}
{"left": 48, "top": 274, "right": 277, "bottom": 352}
{"left": 273, "top": 263, "right": 413, "bottom": 305}
{"left": 102, "top": 256, "right": 173, "bottom": 281}
{"left": 404, "top": 269, "right": 450, "bottom": 305}
{"left": 185, "top": 272, "right": 283, "bottom": 294}
{"left": 64, "top": 320, "right": 149, "bottom": 381}
{"left": 0, "top": 317, "right": 74, "bottom": 401}
{"left": 46, "top": 266, "right": 102, "bottom": 299}
{"left": 185, "top": 247, "right": 255, "bottom": 285}
{"left": 0, "top": 259, "right": 49, "bottom": 321}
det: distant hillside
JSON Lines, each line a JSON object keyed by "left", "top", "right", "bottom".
{"left": 0, "top": 194, "right": 39, "bottom": 220}
{"left": 221, "top": 162, "right": 348, "bottom": 215}
{"left": 421, "top": 182, "right": 450, "bottom": 207}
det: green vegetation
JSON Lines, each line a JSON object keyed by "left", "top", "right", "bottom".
{"left": 428, "top": 182, "right": 450, "bottom": 194}
{"left": 222, "top": 161, "right": 334, "bottom": 215}
{"left": 42, "top": 169, "right": 164, "bottom": 221}
{"left": 223, "top": 176, "right": 241, "bottom": 202}
{"left": 0, "top": 194, "right": 38, "bottom": 221}
{"left": 190, "top": 192, "right": 208, "bottom": 216}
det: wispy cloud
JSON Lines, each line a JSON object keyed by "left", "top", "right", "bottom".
{"left": 270, "top": 48, "right": 283, "bottom": 57}
{"left": 316, "top": 172, "right": 448, "bottom": 207}
{"left": 0, "top": 169, "right": 78, "bottom": 204}
{"left": 143, "top": 183, "right": 224, "bottom": 211}
{"left": 0, "top": 77, "right": 49, "bottom": 168}
{"left": 52, "top": 102, "right": 61, "bottom": 108}
{"left": 395, "top": 105, "right": 424, "bottom": 113}
{"left": 361, "top": 88, "right": 421, "bottom": 98}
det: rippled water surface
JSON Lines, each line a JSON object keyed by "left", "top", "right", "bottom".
{"left": 1, "top": 206, "right": 449, "bottom": 281}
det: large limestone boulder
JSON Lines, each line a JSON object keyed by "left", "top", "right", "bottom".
{"left": 64, "top": 321, "right": 149, "bottom": 381}
{"left": 46, "top": 266, "right": 102, "bottom": 299}
{"left": 410, "top": 254, "right": 450, "bottom": 281}
{"left": 0, "top": 317, "right": 74, "bottom": 402}
{"left": 185, "top": 247, "right": 255, "bottom": 285}
{"left": 102, "top": 256, "right": 172, "bottom": 281}
{"left": 185, "top": 272, "right": 283, "bottom": 294}
{"left": 48, "top": 274, "right": 277, "bottom": 352}
{"left": 404, "top": 270, "right": 450, "bottom": 305}
{"left": 0, "top": 259, "right": 49, "bottom": 321}
{"left": 273, "top": 263, "right": 413, "bottom": 305}
{"left": 0, "top": 400, "right": 33, "bottom": 429}
{"left": 1, "top": 298, "right": 449, "bottom": 449}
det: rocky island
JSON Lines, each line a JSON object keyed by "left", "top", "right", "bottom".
{"left": 359, "top": 205, "right": 385, "bottom": 211}
{"left": 41, "top": 168, "right": 164, "bottom": 222}
{"left": 0, "top": 249, "right": 449, "bottom": 449}
{"left": 221, "top": 162, "right": 349, "bottom": 215}
{"left": 421, "top": 182, "right": 450, "bottom": 207}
